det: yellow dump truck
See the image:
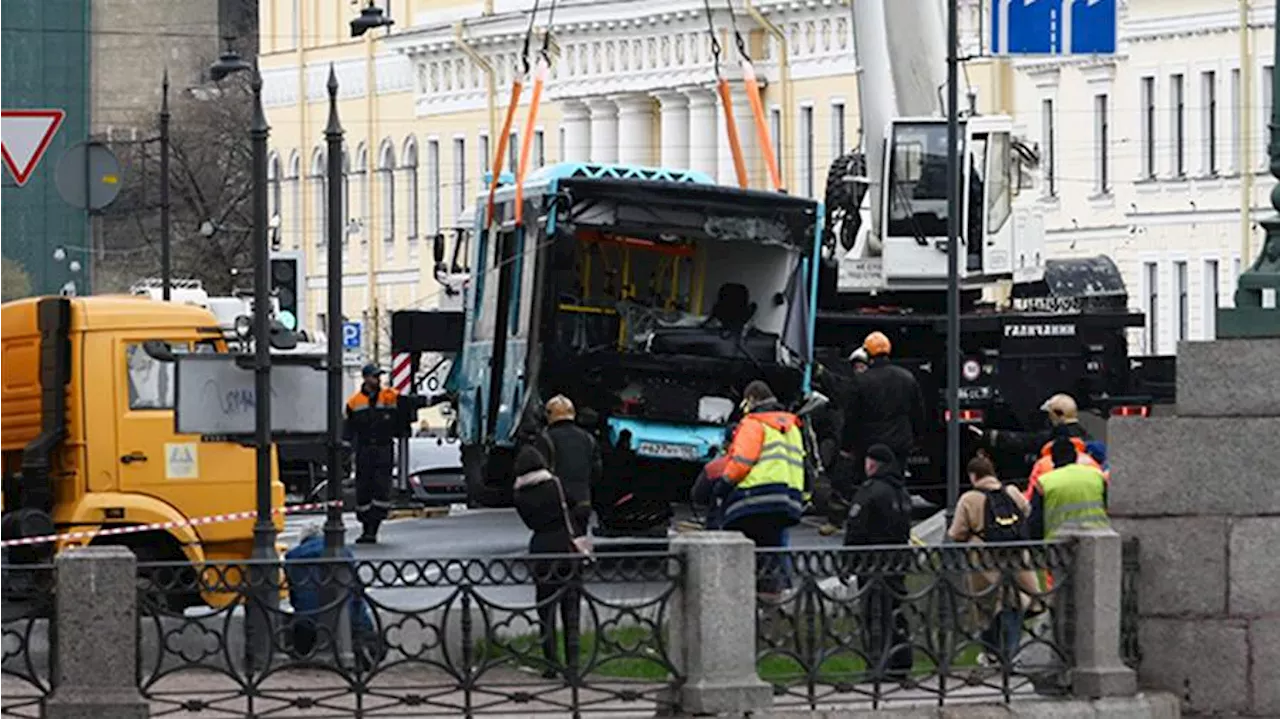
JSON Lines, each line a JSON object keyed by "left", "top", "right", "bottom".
{"left": 1, "top": 296, "right": 284, "bottom": 576}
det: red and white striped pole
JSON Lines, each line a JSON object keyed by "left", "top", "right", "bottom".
{"left": 391, "top": 352, "right": 414, "bottom": 394}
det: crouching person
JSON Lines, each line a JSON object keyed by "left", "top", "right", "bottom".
{"left": 513, "top": 445, "right": 592, "bottom": 680}
{"left": 285, "top": 523, "right": 384, "bottom": 671}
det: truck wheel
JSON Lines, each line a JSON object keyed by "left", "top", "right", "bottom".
{"left": 95, "top": 531, "right": 196, "bottom": 613}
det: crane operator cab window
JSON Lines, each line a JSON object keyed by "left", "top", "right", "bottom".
{"left": 884, "top": 120, "right": 1014, "bottom": 280}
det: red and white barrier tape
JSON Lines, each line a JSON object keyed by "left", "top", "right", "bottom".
{"left": 0, "top": 500, "right": 342, "bottom": 549}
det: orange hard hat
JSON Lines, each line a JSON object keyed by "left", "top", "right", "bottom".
{"left": 862, "top": 331, "right": 892, "bottom": 357}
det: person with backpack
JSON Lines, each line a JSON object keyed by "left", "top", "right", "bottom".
{"left": 948, "top": 455, "right": 1038, "bottom": 666}
{"left": 512, "top": 444, "right": 592, "bottom": 679}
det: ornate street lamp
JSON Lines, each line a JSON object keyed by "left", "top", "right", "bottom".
{"left": 350, "top": 1, "right": 395, "bottom": 38}
{"left": 1219, "top": 3, "right": 1280, "bottom": 338}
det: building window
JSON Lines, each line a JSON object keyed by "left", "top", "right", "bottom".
{"left": 1230, "top": 68, "right": 1241, "bottom": 173}
{"left": 1094, "top": 93, "right": 1109, "bottom": 194}
{"left": 378, "top": 141, "right": 397, "bottom": 262}
{"left": 1263, "top": 65, "right": 1274, "bottom": 169}
{"left": 267, "top": 153, "right": 283, "bottom": 245}
{"left": 800, "top": 105, "right": 814, "bottom": 197}
{"left": 558, "top": 127, "right": 565, "bottom": 163}
{"left": 770, "top": 107, "right": 783, "bottom": 180}
{"left": 479, "top": 133, "right": 490, "bottom": 182}
{"left": 1140, "top": 77, "right": 1156, "bottom": 179}
{"left": 1202, "top": 71, "right": 1218, "bottom": 176}
{"left": 1145, "top": 262, "right": 1159, "bottom": 354}
{"left": 1041, "top": 98, "right": 1056, "bottom": 197}
{"left": 1205, "top": 259, "right": 1220, "bottom": 338}
{"left": 1171, "top": 73, "right": 1185, "bottom": 177}
{"left": 353, "top": 145, "right": 368, "bottom": 247}
{"left": 310, "top": 148, "right": 326, "bottom": 249}
{"left": 508, "top": 132, "right": 518, "bottom": 174}
{"left": 534, "top": 130, "right": 545, "bottom": 168}
{"left": 404, "top": 138, "right": 419, "bottom": 239}
{"left": 340, "top": 146, "right": 351, "bottom": 246}
{"left": 287, "top": 152, "right": 301, "bottom": 250}
{"left": 831, "top": 101, "right": 846, "bottom": 156}
{"left": 453, "top": 137, "right": 467, "bottom": 220}
{"left": 1175, "top": 261, "right": 1188, "bottom": 343}
{"left": 427, "top": 139, "right": 441, "bottom": 234}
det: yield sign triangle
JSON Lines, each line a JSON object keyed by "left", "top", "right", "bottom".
{"left": 2, "top": 109, "right": 66, "bottom": 187}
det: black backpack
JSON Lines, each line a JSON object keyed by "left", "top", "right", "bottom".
{"left": 979, "top": 487, "right": 1027, "bottom": 543}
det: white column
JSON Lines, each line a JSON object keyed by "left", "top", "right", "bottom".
{"left": 685, "top": 87, "right": 718, "bottom": 179}
{"left": 586, "top": 97, "right": 619, "bottom": 164}
{"left": 654, "top": 91, "right": 690, "bottom": 170}
{"left": 560, "top": 100, "right": 590, "bottom": 163}
{"left": 716, "top": 84, "right": 757, "bottom": 187}
{"left": 614, "top": 94, "right": 655, "bottom": 166}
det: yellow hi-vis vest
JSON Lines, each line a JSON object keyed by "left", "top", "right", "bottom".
{"left": 1040, "top": 463, "right": 1110, "bottom": 539}
{"left": 723, "top": 420, "right": 808, "bottom": 524}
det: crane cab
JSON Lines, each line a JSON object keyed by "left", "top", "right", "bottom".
{"left": 877, "top": 116, "right": 1044, "bottom": 288}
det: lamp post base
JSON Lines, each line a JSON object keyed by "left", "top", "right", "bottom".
{"left": 1218, "top": 229, "right": 1280, "bottom": 339}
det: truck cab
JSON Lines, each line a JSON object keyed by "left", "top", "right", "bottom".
{"left": 1, "top": 296, "right": 283, "bottom": 572}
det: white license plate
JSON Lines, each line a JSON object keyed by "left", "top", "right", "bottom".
{"left": 636, "top": 441, "right": 700, "bottom": 461}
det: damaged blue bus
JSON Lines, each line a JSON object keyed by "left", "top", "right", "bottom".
{"left": 437, "top": 162, "right": 823, "bottom": 536}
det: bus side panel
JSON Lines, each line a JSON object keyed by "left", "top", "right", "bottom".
{"left": 457, "top": 340, "right": 493, "bottom": 445}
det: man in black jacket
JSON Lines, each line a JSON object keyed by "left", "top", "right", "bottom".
{"left": 846, "top": 332, "right": 926, "bottom": 469}
{"left": 532, "top": 395, "right": 601, "bottom": 534}
{"left": 844, "top": 444, "right": 914, "bottom": 679}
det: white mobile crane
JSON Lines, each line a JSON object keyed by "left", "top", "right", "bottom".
{"left": 814, "top": 0, "right": 1169, "bottom": 501}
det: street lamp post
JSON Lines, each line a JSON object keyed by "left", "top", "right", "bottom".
{"left": 943, "top": 0, "right": 961, "bottom": 526}
{"left": 324, "top": 67, "right": 347, "bottom": 555}
{"left": 159, "top": 69, "right": 171, "bottom": 301}
{"left": 248, "top": 66, "right": 276, "bottom": 562}
{"left": 1219, "top": 2, "right": 1280, "bottom": 338}
{"left": 210, "top": 42, "right": 277, "bottom": 669}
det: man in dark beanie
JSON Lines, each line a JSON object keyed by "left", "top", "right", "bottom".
{"left": 843, "top": 442, "right": 914, "bottom": 679}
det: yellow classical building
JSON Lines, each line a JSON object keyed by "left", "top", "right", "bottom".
{"left": 258, "top": 0, "right": 1007, "bottom": 359}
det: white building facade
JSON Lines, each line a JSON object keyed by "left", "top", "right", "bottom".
{"left": 1002, "top": 0, "right": 1275, "bottom": 354}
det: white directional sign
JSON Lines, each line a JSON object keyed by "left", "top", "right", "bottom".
{"left": 2, "top": 109, "right": 65, "bottom": 186}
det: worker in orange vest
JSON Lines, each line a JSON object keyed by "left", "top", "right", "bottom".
{"left": 971, "top": 393, "right": 1100, "bottom": 500}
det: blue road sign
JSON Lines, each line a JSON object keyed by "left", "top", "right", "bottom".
{"left": 342, "top": 321, "right": 362, "bottom": 350}
{"left": 991, "top": 0, "right": 1116, "bottom": 56}
{"left": 1068, "top": 0, "right": 1117, "bottom": 55}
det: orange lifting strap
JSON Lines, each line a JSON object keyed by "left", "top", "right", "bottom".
{"left": 487, "top": 0, "right": 547, "bottom": 227}
{"left": 716, "top": 79, "right": 750, "bottom": 189}
{"left": 741, "top": 60, "right": 783, "bottom": 192}
{"left": 485, "top": 79, "right": 523, "bottom": 227}
{"left": 725, "top": 2, "right": 782, "bottom": 193}
{"left": 703, "top": 0, "right": 748, "bottom": 189}
{"left": 514, "top": 58, "right": 548, "bottom": 226}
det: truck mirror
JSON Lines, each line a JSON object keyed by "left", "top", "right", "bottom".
{"left": 142, "top": 340, "right": 177, "bottom": 362}
{"left": 433, "top": 232, "right": 446, "bottom": 263}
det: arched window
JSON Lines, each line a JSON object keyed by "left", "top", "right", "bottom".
{"left": 378, "top": 139, "right": 397, "bottom": 262}
{"left": 267, "top": 152, "right": 283, "bottom": 243}
{"left": 353, "top": 144, "right": 369, "bottom": 257}
{"left": 402, "top": 137, "right": 420, "bottom": 243}
{"left": 310, "top": 147, "right": 326, "bottom": 249}
{"left": 341, "top": 143, "right": 352, "bottom": 245}
{"left": 287, "top": 151, "right": 301, "bottom": 249}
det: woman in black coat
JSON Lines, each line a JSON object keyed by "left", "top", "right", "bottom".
{"left": 512, "top": 445, "right": 589, "bottom": 679}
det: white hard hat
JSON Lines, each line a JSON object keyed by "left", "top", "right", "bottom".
{"left": 848, "top": 347, "right": 870, "bottom": 364}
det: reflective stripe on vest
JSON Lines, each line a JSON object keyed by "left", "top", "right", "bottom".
{"left": 737, "top": 422, "right": 806, "bottom": 494}
{"left": 1041, "top": 464, "right": 1110, "bottom": 539}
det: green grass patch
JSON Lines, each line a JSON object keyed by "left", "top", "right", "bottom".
{"left": 476, "top": 621, "right": 986, "bottom": 682}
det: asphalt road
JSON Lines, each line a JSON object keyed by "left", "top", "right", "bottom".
{"left": 279, "top": 505, "right": 850, "bottom": 560}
